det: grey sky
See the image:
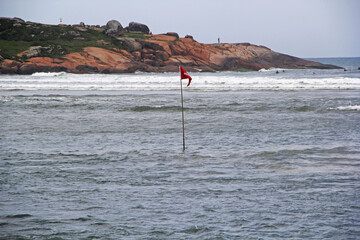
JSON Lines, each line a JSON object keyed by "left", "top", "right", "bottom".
{"left": 1, "top": 0, "right": 359, "bottom": 58}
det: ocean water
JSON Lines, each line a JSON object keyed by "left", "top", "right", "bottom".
{"left": 1, "top": 58, "right": 360, "bottom": 239}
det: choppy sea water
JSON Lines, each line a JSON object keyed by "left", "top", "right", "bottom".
{"left": 1, "top": 59, "right": 360, "bottom": 239}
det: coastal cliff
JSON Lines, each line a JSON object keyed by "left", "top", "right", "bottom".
{"left": 0, "top": 17, "right": 340, "bottom": 74}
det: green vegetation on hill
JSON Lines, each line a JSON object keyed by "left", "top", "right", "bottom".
{"left": 0, "top": 18, "right": 147, "bottom": 60}
{"left": 122, "top": 32, "right": 149, "bottom": 39}
{"left": 0, "top": 39, "right": 31, "bottom": 59}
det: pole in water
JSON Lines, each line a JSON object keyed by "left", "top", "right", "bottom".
{"left": 180, "top": 78, "right": 186, "bottom": 151}
{"left": 179, "top": 66, "right": 192, "bottom": 152}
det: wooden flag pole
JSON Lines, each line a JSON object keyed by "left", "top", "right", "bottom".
{"left": 180, "top": 78, "right": 186, "bottom": 151}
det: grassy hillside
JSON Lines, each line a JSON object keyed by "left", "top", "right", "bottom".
{"left": 0, "top": 18, "right": 147, "bottom": 60}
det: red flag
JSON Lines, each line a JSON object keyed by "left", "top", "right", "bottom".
{"left": 180, "top": 66, "right": 192, "bottom": 87}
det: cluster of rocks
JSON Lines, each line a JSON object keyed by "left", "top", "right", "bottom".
{"left": 17, "top": 45, "right": 65, "bottom": 58}
{"left": 103, "top": 20, "right": 150, "bottom": 37}
{"left": 4, "top": 17, "right": 39, "bottom": 29}
{"left": 7, "top": 17, "right": 26, "bottom": 27}
{"left": 76, "top": 19, "right": 190, "bottom": 41}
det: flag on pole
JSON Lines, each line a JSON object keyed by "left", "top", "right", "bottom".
{"left": 180, "top": 66, "right": 192, "bottom": 87}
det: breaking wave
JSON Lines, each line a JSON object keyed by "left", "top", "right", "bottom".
{"left": 1, "top": 71, "right": 359, "bottom": 91}
{"left": 31, "top": 72, "right": 67, "bottom": 77}
{"left": 258, "top": 68, "right": 286, "bottom": 72}
{"left": 331, "top": 105, "right": 360, "bottom": 111}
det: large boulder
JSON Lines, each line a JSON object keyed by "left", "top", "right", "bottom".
{"left": 18, "top": 46, "right": 43, "bottom": 58}
{"left": 128, "top": 22, "right": 150, "bottom": 34}
{"left": 166, "top": 32, "right": 179, "bottom": 38}
{"left": 76, "top": 65, "right": 99, "bottom": 73}
{"left": 118, "top": 38, "right": 142, "bottom": 52}
{"left": 13, "top": 17, "right": 25, "bottom": 23}
{"left": 105, "top": 20, "right": 124, "bottom": 37}
{"left": 0, "top": 59, "right": 21, "bottom": 74}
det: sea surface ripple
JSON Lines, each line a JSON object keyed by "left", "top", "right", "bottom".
{"left": 1, "top": 68, "right": 360, "bottom": 239}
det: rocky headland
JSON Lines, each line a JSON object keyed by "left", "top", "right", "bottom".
{"left": 0, "top": 17, "right": 341, "bottom": 74}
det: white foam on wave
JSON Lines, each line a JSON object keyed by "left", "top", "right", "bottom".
{"left": 332, "top": 105, "right": 360, "bottom": 111}
{"left": 1, "top": 72, "right": 360, "bottom": 91}
{"left": 31, "top": 72, "right": 67, "bottom": 77}
{"left": 258, "top": 67, "right": 286, "bottom": 72}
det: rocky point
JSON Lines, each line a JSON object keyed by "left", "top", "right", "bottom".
{"left": 0, "top": 17, "right": 341, "bottom": 74}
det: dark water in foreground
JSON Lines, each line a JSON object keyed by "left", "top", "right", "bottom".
{"left": 1, "top": 67, "right": 360, "bottom": 239}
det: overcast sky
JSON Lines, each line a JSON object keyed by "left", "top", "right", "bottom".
{"left": 1, "top": 0, "right": 359, "bottom": 58}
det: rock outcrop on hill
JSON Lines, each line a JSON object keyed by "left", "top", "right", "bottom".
{"left": 0, "top": 17, "right": 341, "bottom": 74}
{"left": 104, "top": 20, "right": 123, "bottom": 37}
{"left": 127, "top": 22, "right": 150, "bottom": 34}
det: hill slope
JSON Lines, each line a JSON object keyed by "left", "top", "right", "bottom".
{"left": 0, "top": 17, "right": 341, "bottom": 74}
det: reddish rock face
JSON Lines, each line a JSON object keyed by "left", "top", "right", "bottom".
{"left": 0, "top": 34, "right": 340, "bottom": 74}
